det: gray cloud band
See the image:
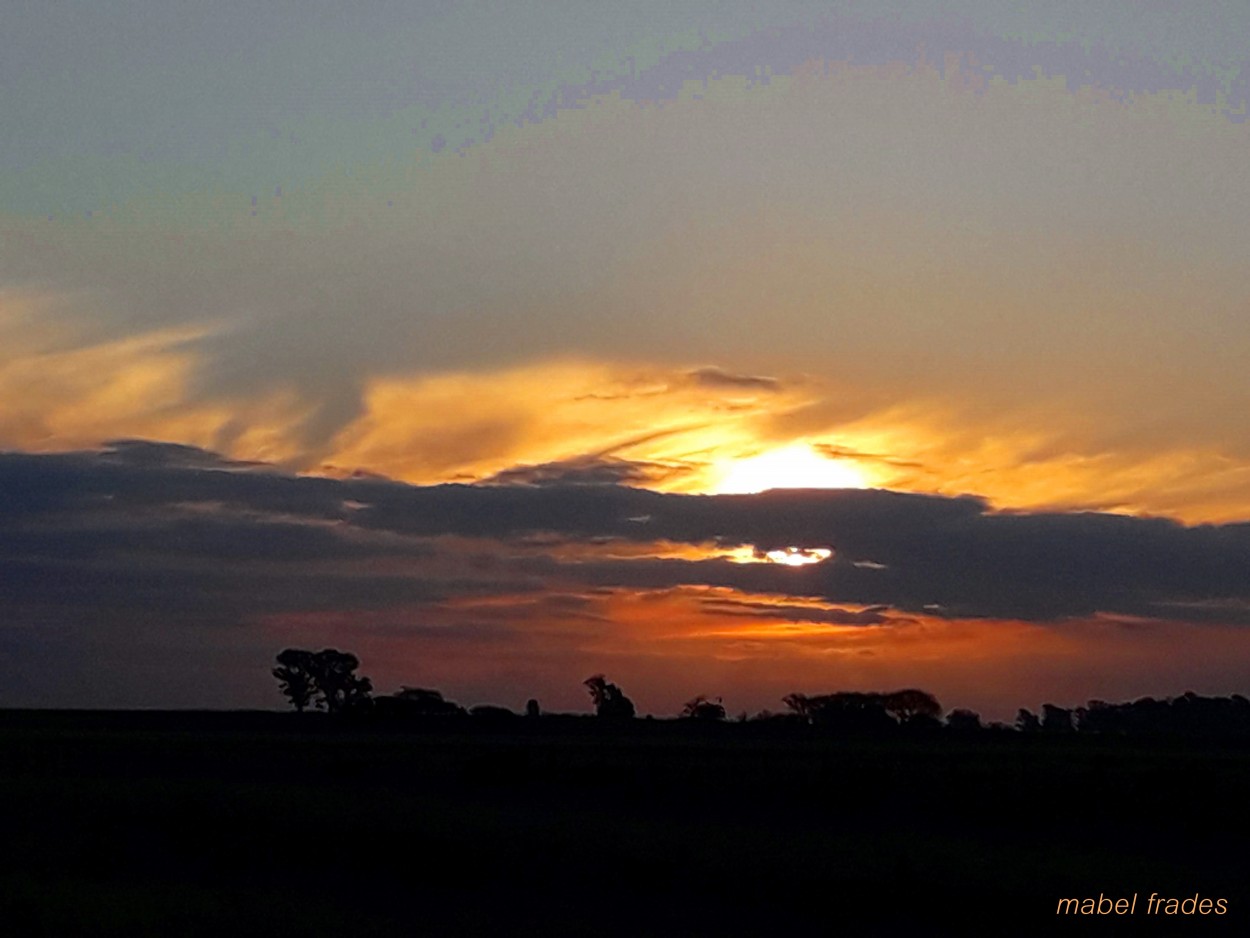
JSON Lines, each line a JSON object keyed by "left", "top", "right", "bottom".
{"left": 3, "top": 443, "right": 1249, "bottom": 626}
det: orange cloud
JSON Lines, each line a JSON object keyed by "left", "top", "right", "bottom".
{"left": 0, "top": 290, "right": 310, "bottom": 464}
{"left": 314, "top": 357, "right": 1250, "bottom": 523}
{"left": 777, "top": 400, "right": 1250, "bottom": 523}
{"left": 319, "top": 359, "right": 820, "bottom": 487}
{"left": 5, "top": 284, "right": 1249, "bottom": 524}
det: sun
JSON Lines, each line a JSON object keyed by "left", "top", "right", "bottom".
{"left": 711, "top": 443, "right": 869, "bottom": 494}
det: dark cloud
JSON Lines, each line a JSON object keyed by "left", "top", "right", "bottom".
{"left": 483, "top": 455, "right": 686, "bottom": 488}
{"left": 98, "top": 439, "right": 270, "bottom": 471}
{"left": 0, "top": 513, "right": 431, "bottom": 564}
{"left": 687, "top": 367, "right": 781, "bottom": 392}
{"left": 810, "top": 442, "right": 926, "bottom": 470}
{"left": 0, "top": 448, "right": 350, "bottom": 523}
{"left": 4, "top": 442, "right": 1250, "bottom": 634}
{"left": 0, "top": 549, "right": 528, "bottom": 625}
{"left": 697, "top": 597, "right": 891, "bottom": 627}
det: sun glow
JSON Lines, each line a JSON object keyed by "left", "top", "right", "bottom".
{"left": 712, "top": 443, "right": 869, "bottom": 494}
{"left": 763, "top": 547, "right": 833, "bottom": 566}
{"left": 721, "top": 544, "right": 834, "bottom": 565}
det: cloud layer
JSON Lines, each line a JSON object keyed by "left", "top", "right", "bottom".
{"left": 4, "top": 443, "right": 1250, "bottom": 712}
{"left": 8, "top": 443, "right": 1250, "bottom": 622}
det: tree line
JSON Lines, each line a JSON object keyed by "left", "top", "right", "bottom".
{"left": 1014, "top": 693, "right": 1250, "bottom": 738}
{"left": 273, "top": 648, "right": 1250, "bottom": 738}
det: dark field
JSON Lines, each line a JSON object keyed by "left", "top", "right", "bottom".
{"left": 1, "top": 712, "right": 1247, "bottom": 936}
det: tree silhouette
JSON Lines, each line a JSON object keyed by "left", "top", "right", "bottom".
{"left": 584, "top": 674, "right": 636, "bottom": 719}
{"left": 273, "top": 649, "right": 317, "bottom": 712}
{"left": 1072, "top": 692, "right": 1250, "bottom": 738}
{"left": 781, "top": 693, "right": 813, "bottom": 721}
{"left": 783, "top": 691, "right": 896, "bottom": 734}
{"left": 273, "top": 648, "right": 372, "bottom": 714}
{"left": 882, "top": 689, "right": 943, "bottom": 726}
{"left": 372, "top": 687, "right": 466, "bottom": 720}
{"left": 311, "top": 649, "right": 373, "bottom": 713}
{"left": 681, "top": 695, "right": 727, "bottom": 721}
{"left": 946, "top": 709, "right": 983, "bottom": 732}
{"left": 393, "top": 687, "right": 465, "bottom": 716}
{"left": 1016, "top": 708, "right": 1041, "bottom": 733}
{"left": 1041, "top": 703, "right": 1074, "bottom": 733}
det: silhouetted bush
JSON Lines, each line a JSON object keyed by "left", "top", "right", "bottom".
{"left": 681, "top": 695, "right": 727, "bottom": 721}
{"left": 946, "top": 709, "right": 983, "bottom": 732}
{"left": 374, "top": 687, "right": 467, "bottom": 720}
{"left": 1041, "top": 703, "right": 1074, "bottom": 734}
{"left": 783, "top": 690, "right": 942, "bottom": 735}
{"left": 584, "top": 674, "right": 636, "bottom": 719}
{"left": 1016, "top": 708, "right": 1041, "bottom": 733}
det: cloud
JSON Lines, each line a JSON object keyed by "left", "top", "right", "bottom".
{"left": 7, "top": 441, "right": 1250, "bottom": 714}
{"left": 98, "top": 439, "right": 271, "bottom": 471}
{"left": 6, "top": 443, "right": 1250, "bottom": 630}
{"left": 687, "top": 367, "right": 782, "bottom": 392}
{"left": 697, "top": 596, "right": 890, "bottom": 627}
{"left": 810, "top": 441, "right": 924, "bottom": 470}
{"left": 7, "top": 20, "right": 1248, "bottom": 487}
{"left": 484, "top": 455, "right": 686, "bottom": 488}
{"left": 313, "top": 360, "right": 818, "bottom": 488}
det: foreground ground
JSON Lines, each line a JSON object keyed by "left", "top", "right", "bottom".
{"left": 0, "top": 711, "right": 1246, "bottom": 936}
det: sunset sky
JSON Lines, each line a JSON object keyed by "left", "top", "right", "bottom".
{"left": 3, "top": 2, "right": 1249, "bottom": 719}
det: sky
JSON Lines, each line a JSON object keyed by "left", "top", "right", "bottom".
{"left": 2, "top": 2, "right": 1249, "bottom": 719}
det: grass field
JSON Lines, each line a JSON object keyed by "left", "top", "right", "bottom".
{"left": 1, "top": 711, "right": 1246, "bottom": 936}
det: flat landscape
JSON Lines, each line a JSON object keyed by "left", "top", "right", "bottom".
{"left": 1, "top": 711, "right": 1246, "bottom": 936}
